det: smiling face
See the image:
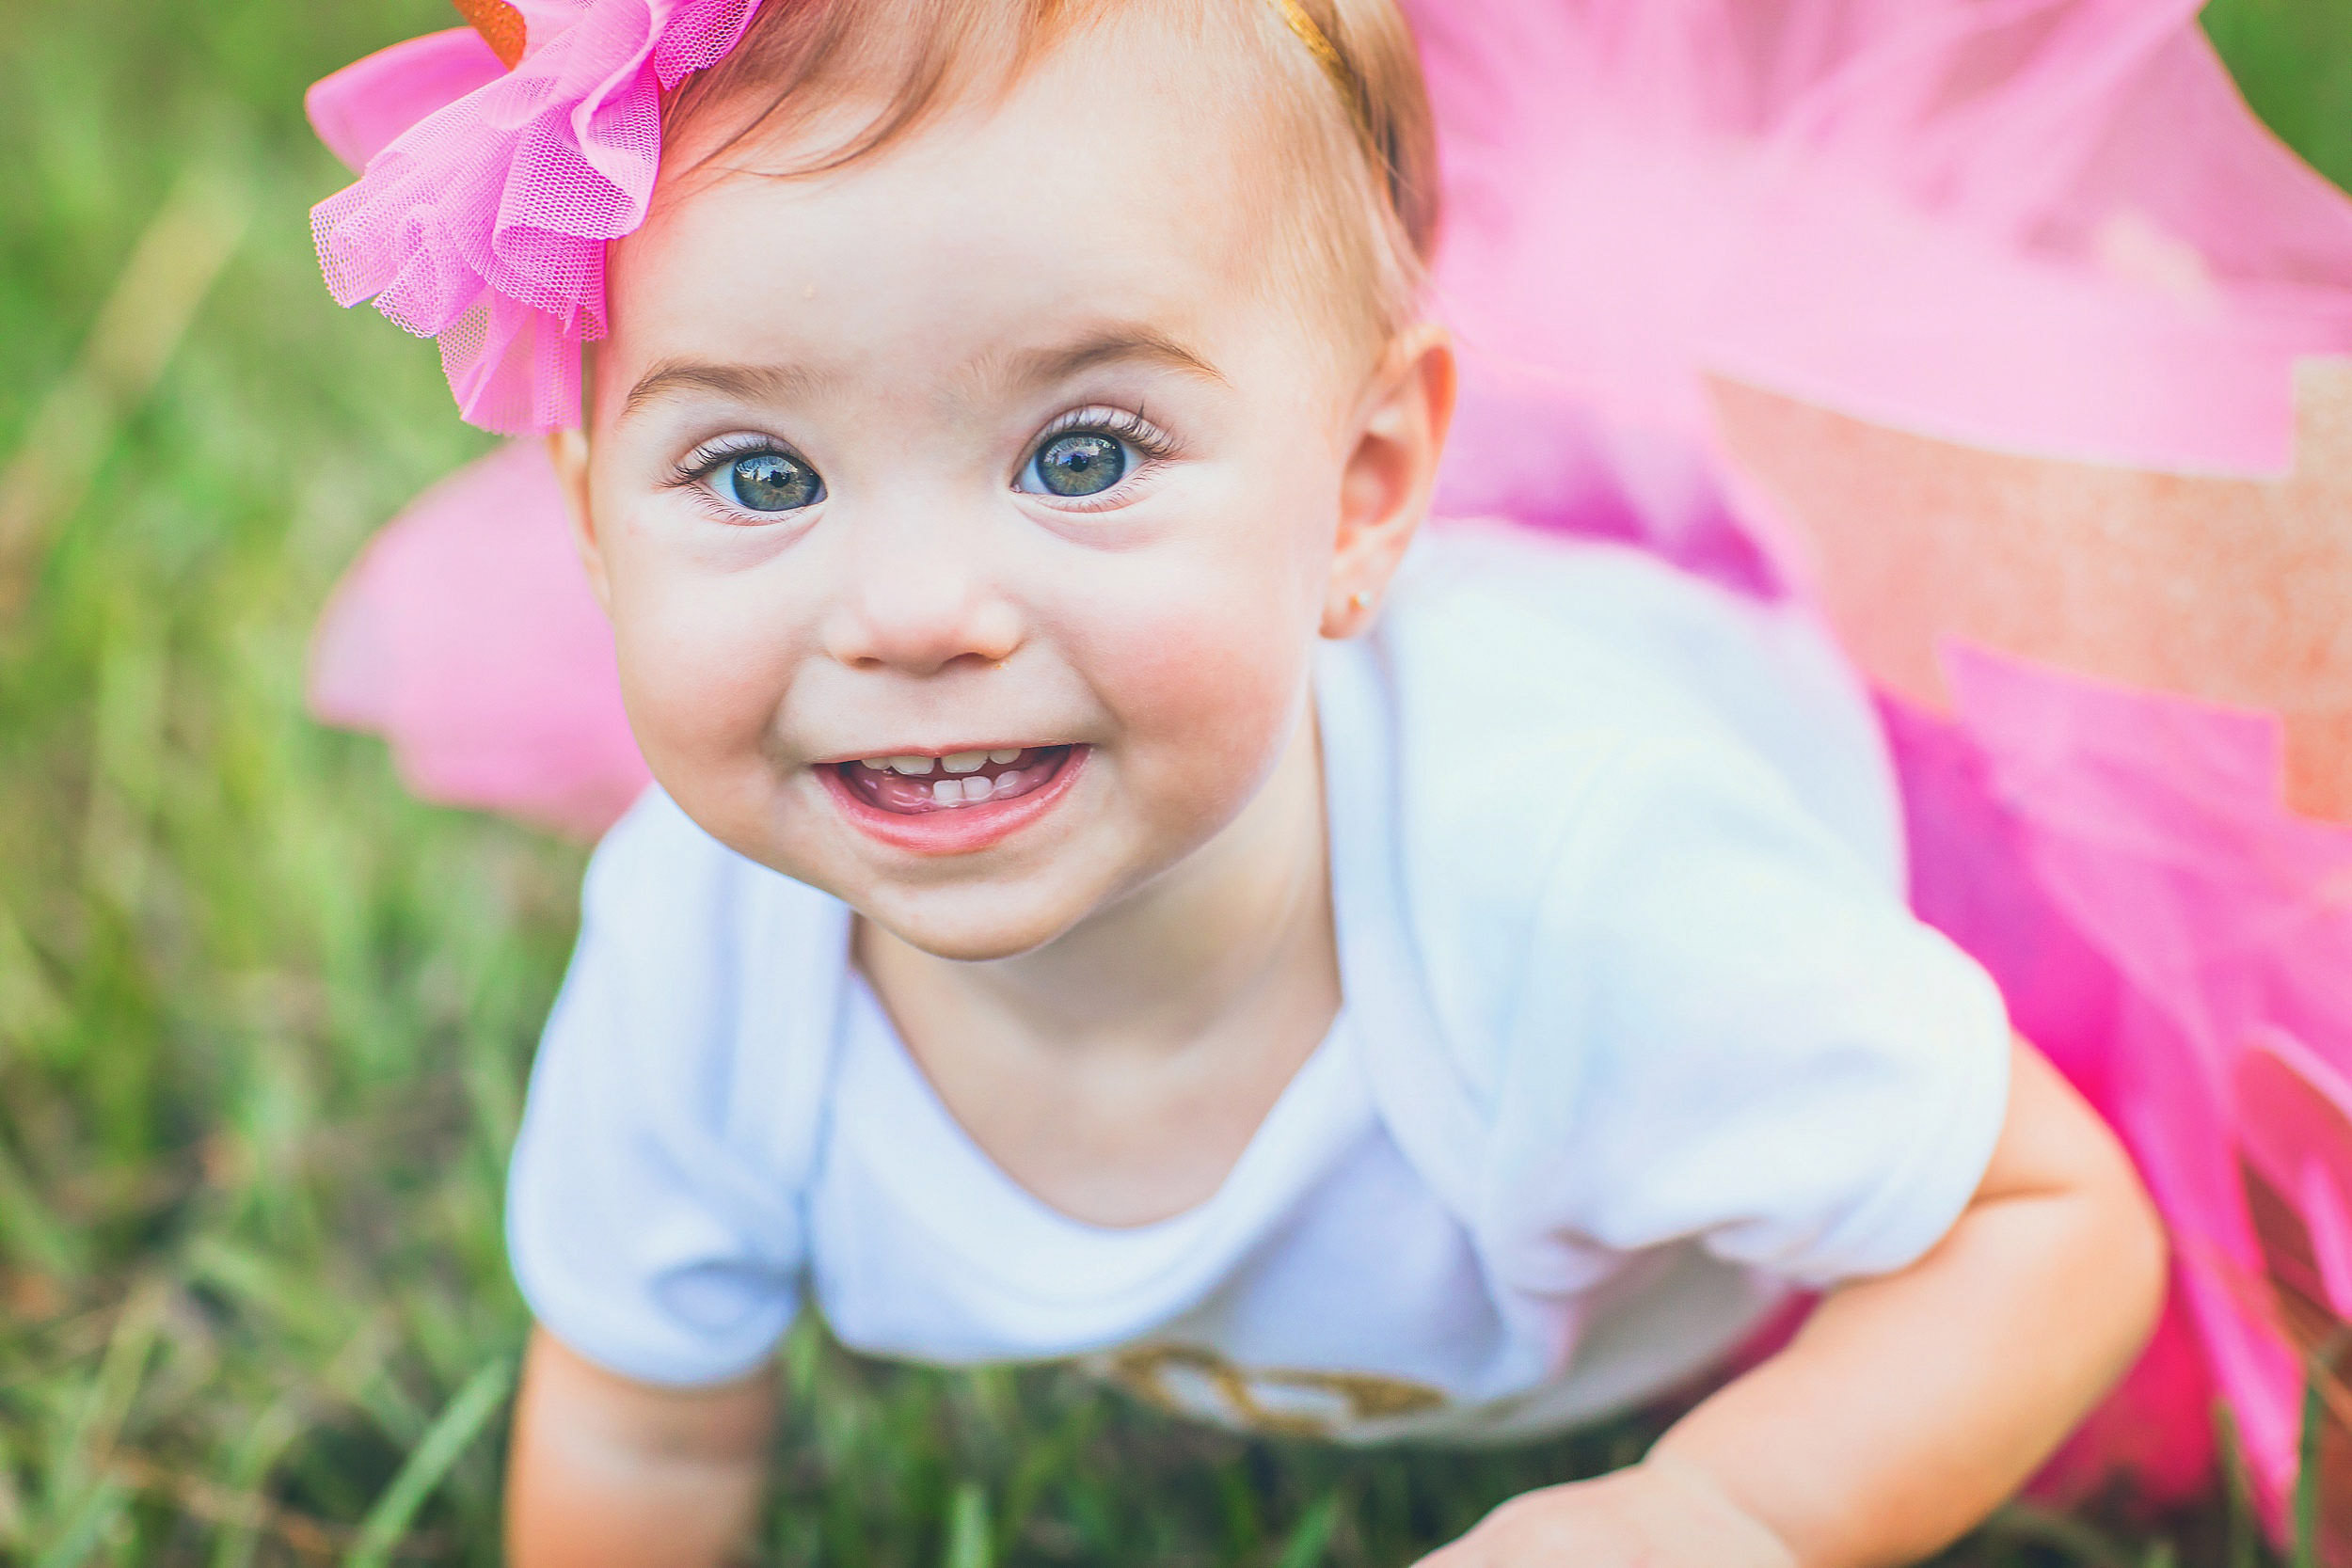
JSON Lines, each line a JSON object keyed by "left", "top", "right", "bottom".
{"left": 564, "top": 12, "right": 1450, "bottom": 961}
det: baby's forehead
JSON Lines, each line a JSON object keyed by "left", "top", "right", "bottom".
{"left": 639, "top": 0, "right": 1413, "bottom": 369}
{"left": 616, "top": 28, "right": 1329, "bottom": 388}
{"left": 662, "top": 8, "right": 1289, "bottom": 231}
{"left": 605, "top": 90, "right": 1313, "bottom": 429}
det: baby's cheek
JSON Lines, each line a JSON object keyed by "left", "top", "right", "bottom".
{"left": 1094, "top": 590, "right": 1312, "bottom": 826}
{"left": 610, "top": 575, "right": 801, "bottom": 784}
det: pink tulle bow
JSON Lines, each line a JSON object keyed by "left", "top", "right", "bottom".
{"left": 308, "top": 0, "right": 765, "bottom": 435}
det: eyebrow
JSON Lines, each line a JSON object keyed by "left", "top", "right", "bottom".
{"left": 620, "top": 359, "right": 833, "bottom": 420}
{"left": 618, "top": 323, "right": 1228, "bottom": 423}
{"left": 997, "top": 325, "right": 1230, "bottom": 392}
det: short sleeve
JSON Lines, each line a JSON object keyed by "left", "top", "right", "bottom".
{"left": 507, "top": 790, "right": 824, "bottom": 1386}
{"left": 1490, "top": 739, "right": 2012, "bottom": 1289}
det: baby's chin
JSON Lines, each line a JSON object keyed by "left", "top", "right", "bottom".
{"left": 830, "top": 803, "right": 1224, "bottom": 963}
{"left": 848, "top": 872, "right": 1113, "bottom": 963}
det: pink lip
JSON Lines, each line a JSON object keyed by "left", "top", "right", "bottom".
{"left": 820, "top": 745, "right": 1089, "bottom": 855}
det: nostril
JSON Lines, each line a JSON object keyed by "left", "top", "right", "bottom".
{"left": 968, "top": 601, "right": 1023, "bottom": 664}
{"left": 821, "top": 594, "right": 1023, "bottom": 673}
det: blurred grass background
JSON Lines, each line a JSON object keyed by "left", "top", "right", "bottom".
{"left": 0, "top": 0, "right": 2345, "bottom": 1562}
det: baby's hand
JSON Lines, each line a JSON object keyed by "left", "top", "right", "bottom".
{"left": 1413, "top": 1455, "right": 1798, "bottom": 1568}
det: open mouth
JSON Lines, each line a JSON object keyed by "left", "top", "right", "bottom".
{"left": 835, "top": 745, "right": 1074, "bottom": 815}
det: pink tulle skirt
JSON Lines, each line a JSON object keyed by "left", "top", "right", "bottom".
{"left": 309, "top": 0, "right": 2352, "bottom": 1538}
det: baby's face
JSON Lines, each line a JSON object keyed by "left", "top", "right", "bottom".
{"left": 571, "top": 26, "right": 1440, "bottom": 959}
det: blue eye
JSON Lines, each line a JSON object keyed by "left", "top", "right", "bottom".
{"left": 710, "top": 449, "right": 823, "bottom": 513}
{"left": 1022, "top": 431, "right": 1131, "bottom": 499}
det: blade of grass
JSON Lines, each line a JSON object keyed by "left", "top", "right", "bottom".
{"left": 0, "top": 895, "right": 66, "bottom": 1052}
{"left": 342, "top": 1354, "right": 513, "bottom": 1568}
{"left": 2219, "top": 1400, "right": 2265, "bottom": 1568}
{"left": 53, "top": 1275, "right": 165, "bottom": 1506}
{"left": 0, "top": 160, "right": 249, "bottom": 612}
{"left": 1276, "top": 1492, "right": 1341, "bottom": 1568}
{"left": 207, "top": 1392, "right": 307, "bottom": 1568}
{"left": 1982, "top": 1502, "right": 2138, "bottom": 1568}
{"left": 943, "top": 1480, "right": 991, "bottom": 1568}
{"left": 0, "top": 1434, "right": 22, "bottom": 1554}
{"left": 31, "top": 1476, "right": 126, "bottom": 1568}
{"left": 0, "top": 1130, "right": 77, "bottom": 1279}
{"left": 2295, "top": 1357, "right": 2325, "bottom": 1568}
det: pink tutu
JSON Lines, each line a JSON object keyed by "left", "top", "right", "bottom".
{"left": 308, "top": 0, "right": 2352, "bottom": 1537}
{"left": 310, "top": 440, "right": 646, "bottom": 836}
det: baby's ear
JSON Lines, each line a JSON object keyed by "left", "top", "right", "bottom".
{"left": 1324, "top": 323, "right": 1455, "bottom": 639}
{"left": 546, "top": 427, "right": 612, "bottom": 613}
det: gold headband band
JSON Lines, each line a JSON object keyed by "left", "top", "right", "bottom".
{"left": 1272, "top": 0, "right": 1347, "bottom": 86}
{"left": 452, "top": 0, "right": 529, "bottom": 69}
{"left": 1271, "top": 0, "right": 1371, "bottom": 139}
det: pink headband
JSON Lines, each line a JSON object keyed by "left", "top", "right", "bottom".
{"left": 310, "top": 1, "right": 1376, "bottom": 435}
{"left": 308, "top": 0, "right": 767, "bottom": 435}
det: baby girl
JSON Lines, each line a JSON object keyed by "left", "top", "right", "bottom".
{"left": 310, "top": 0, "right": 2166, "bottom": 1562}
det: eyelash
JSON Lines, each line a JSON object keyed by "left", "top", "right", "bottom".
{"left": 1022, "top": 405, "right": 1176, "bottom": 509}
{"left": 666, "top": 434, "right": 802, "bottom": 508}
{"left": 663, "top": 406, "right": 1179, "bottom": 520}
{"left": 1035, "top": 405, "right": 1171, "bottom": 457}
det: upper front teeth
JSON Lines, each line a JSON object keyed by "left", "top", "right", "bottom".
{"left": 862, "top": 749, "right": 1029, "bottom": 775}
{"left": 859, "top": 748, "right": 1034, "bottom": 776}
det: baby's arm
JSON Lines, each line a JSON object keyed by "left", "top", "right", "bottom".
{"left": 505, "top": 1327, "right": 776, "bottom": 1568}
{"left": 1423, "top": 1038, "right": 2166, "bottom": 1568}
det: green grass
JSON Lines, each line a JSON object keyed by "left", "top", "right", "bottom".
{"left": 0, "top": 0, "right": 2344, "bottom": 1561}
{"left": 2205, "top": 0, "right": 2352, "bottom": 194}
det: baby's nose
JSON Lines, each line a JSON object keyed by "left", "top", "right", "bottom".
{"left": 819, "top": 548, "right": 1024, "bottom": 675}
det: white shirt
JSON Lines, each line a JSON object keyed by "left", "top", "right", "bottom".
{"left": 507, "top": 523, "right": 2011, "bottom": 1442}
